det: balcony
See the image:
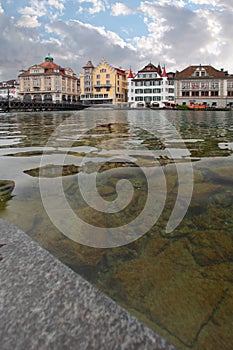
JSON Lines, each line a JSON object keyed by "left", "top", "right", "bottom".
{"left": 93, "top": 83, "right": 112, "bottom": 88}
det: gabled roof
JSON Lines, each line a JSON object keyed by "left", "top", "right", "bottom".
{"left": 82, "top": 60, "right": 95, "bottom": 69}
{"left": 176, "top": 65, "right": 227, "bottom": 79}
{"left": 139, "top": 62, "right": 159, "bottom": 73}
{"left": 137, "top": 62, "right": 164, "bottom": 77}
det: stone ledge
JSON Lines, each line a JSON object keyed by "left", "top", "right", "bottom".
{"left": 0, "top": 219, "right": 176, "bottom": 350}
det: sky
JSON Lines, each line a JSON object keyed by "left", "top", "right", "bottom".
{"left": 0, "top": 0, "right": 233, "bottom": 81}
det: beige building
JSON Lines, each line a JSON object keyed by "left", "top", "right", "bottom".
{"left": 175, "top": 65, "right": 233, "bottom": 108}
{"left": 18, "top": 54, "right": 79, "bottom": 103}
{"left": 80, "top": 59, "right": 128, "bottom": 105}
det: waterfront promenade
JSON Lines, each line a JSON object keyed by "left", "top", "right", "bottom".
{"left": 0, "top": 100, "right": 88, "bottom": 113}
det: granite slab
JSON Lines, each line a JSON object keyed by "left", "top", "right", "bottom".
{"left": 0, "top": 219, "right": 176, "bottom": 350}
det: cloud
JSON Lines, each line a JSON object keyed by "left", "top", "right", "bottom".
{"left": 134, "top": 1, "right": 233, "bottom": 72}
{"left": 110, "top": 2, "right": 136, "bottom": 16}
{"left": 0, "top": 0, "right": 233, "bottom": 81}
{"left": 43, "top": 19, "right": 137, "bottom": 66}
{"left": 16, "top": 15, "right": 41, "bottom": 28}
{"left": 77, "top": 0, "right": 107, "bottom": 14}
{"left": 17, "top": 0, "right": 65, "bottom": 27}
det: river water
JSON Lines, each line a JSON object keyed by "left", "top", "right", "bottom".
{"left": 0, "top": 109, "right": 232, "bottom": 349}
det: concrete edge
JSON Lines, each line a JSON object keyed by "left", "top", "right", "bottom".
{"left": 0, "top": 219, "right": 176, "bottom": 350}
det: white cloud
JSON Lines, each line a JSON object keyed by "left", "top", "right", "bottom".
{"left": 18, "top": 6, "right": 46, "bottom": 17}
{"left": 47, "top": 0, "right": 65, "bottom": 12}
{"left": 0, "top": 4, "right": 4, "bottom": 14}
{"left": 111, "top": 2, "right": 136, "bottom": 16}
{"left": 77, "top": 0, "right": 107, "bottom": 14}
{"left": 17, "top": 15, "right": 41, "bottom": 28}
{"left": 188, "top": 0, "right": 219, "bottom": 5}
{"left": 17, "top": 0, "right": 65, "bottom": 26}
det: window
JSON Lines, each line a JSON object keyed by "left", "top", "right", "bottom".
{"left": 182, "top": 91, "right": 189, "bottom": 96}
{"left": 201, "top": 82, "right": 208, "bottom": 89}
{"left": 106, "top": 80, "right": 110, "bottom": 85}
{"left": 211, "top": 82, "right": 218, "bottom": 89}
{"left": 182, "top": 82, "right": 189, "bottom": 89}
{"left": 211, "top": 91, "right": 218, "bottom": 96}
{"left": 192, "top": 91, "right": 199, "bottom": 96}
{"left": 153, "top": 81, "right": 161, "bottom": 86}
{"left": 201, "top": 71, "right": 205, "bottom": 76}
{"left": 195, "top": 72, "right": 199, "bottom": 76}
{"left": 144, "top": 89, "right": 152, "bottom": 93}
{"left": 100, "top": 69, "right": 106, "bottom": 72}
{"left": 96, "top": 74, "right": 100, "bottom": 79}
{"left": 106, "top": 74, "right": 110, "bottom": 78}
{"left": 95, "top": 87, "right": 101, "bottom": 92}
{"left": 201, "top": 91, "right": 209, "bottom": 96}
{"left": 96, "top": 80, "right": 100, "bottom": 85}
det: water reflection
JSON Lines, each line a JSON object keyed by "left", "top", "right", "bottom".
{"left": 0, "top": 110, "right": 232, "bottom": 350}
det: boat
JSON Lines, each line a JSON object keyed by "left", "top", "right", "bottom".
{"left": 189, "top": 103, "right": 206, "bottom": 110}
{"left": 163, "top": 102, "right": 178, "bottom": 109}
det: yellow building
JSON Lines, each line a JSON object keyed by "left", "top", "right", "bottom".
{"left": 18, "top": 54, "right": 79, "bottom": 103}
{"left": 80, "top": 59, "right": 128, "bottom": 105}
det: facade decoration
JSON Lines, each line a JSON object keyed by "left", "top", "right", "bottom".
{"left": 174, "top": 65, "right": 233, "bottom": 108}
{"left": 127, "top": 62, "right": 175, "bottom": 108}
{"left": 18, "top": 54, "right": 79, "bottom": 103}
{"left": 80, "top": 59, "right": 128, "bottom": 105}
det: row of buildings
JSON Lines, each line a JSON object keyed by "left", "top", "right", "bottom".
{"left": 1, "top": 54, "right": 233, "bottom": 108}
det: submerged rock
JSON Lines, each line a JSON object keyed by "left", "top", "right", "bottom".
{"left": 24, "top": 164, "right": 81, "bottom": 178}
{"left": 0, "top": 180, "right": 15, "bottom": 201}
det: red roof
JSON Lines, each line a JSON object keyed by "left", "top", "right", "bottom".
{"left": 162, "top": 66, "right": 167, "bottom": 77}
{"left": 40, "top": 61, "right": 60, "bottom": 69}
{"left": 128, "top": 69, "right": 134, "bottom": 78}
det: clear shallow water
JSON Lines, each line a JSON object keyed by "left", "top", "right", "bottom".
{"left": 0, "top": 109, "right": 233, "bottom": 349}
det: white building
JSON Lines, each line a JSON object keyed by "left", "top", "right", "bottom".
{"left": 127, "top": 63, "right": 175, "bottom": 108}
{"left": 0, "top": 80, "right": 19, "bottom": 100}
